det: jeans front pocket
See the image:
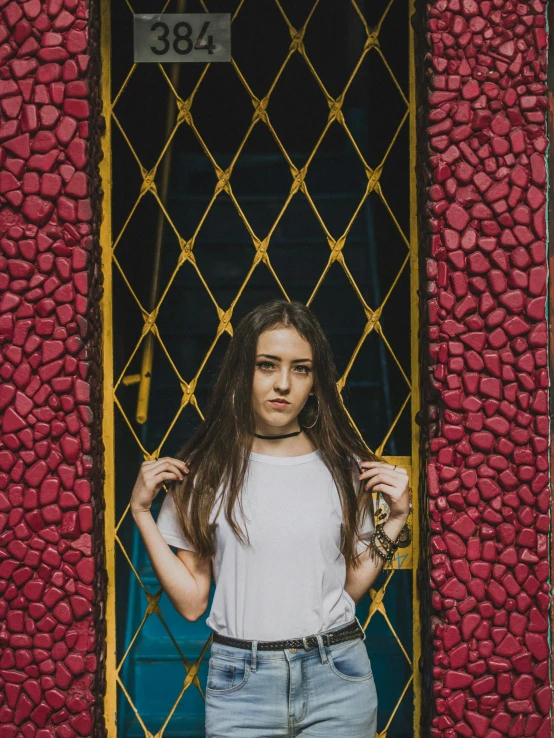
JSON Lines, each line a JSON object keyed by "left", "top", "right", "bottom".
{"left": 206, "top": 655, "right": 250, "bottom": 695}
{"left": 327, "top": 638, "right": 374, "bottom": 682}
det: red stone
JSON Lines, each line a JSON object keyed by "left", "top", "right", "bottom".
{"left": 444, "top": 670, "right": 474, "bottom": 689}
{"left": 512, "top": 674, "right": 535, "bottom": 700}
{"left": 69, "top": 595, "right": 90, "bottom": 619}
{"left": 535, "top": 686, "right": 552, "bottom": 715}
{"left": 3, "top": 133, "right": 30, "bottom": 158}
{"left": 1, "top": 95, "right": 23, "bottom": 119}
{"left": 30, "top": 702, "right": 52, "bottom": 727}
{"left": 461, "top": 613, "right": 480, "bottom": 641}
{"left": 62, "top": 98, "right": 88, "bottom": 120}
{"left": 28, "top": 150, "right": 59, "bottom": 172}
{"left": 40, "top": 173, "right": 62, "bottom": 200}
{"left": 488, "top": 656, "right": 512, "bottom": 674}
{"left": 55, "top": 116, "right": 77, "bottom": 145}
{"left": 443, "top": 531, "right": 466, "bottom": 558}
{"left": 10, "top": 58, "right": 38, "bottom": 79}
{"left": 490, "top": 114, "right": 511, "bottom": 136}
{"left": 65, "top": 172, "right": 87, "bottom": 198}
{"left": 57, "top": 197, "right": 78, "bottom": 223}
{"left": 63, "top": 138, "right": 85, "bottom": 169}
{"left": 465, "top": 710, "right": 490, "bottom": 737}
{"left": 64, "top": 653, "right": 84, "bottom": 676}
{"left": 39, "top": 105, "right": 61, "bottom": 129}
{"left": 530, "top": 153, "right": 546, "bottom": 186}
{"left": 446, "top": 203, "right": 470, "bottom": 231}
{"left": 70, "top": 711, "right": 92, "bottom": 736}
{"left": 65, "top": 28, "right": 87, "bottom": 54}
{"left": 495, "top": 632, "right": 524, "bottom": 658}
{"left": 75, "top": 557, "right": 93, "bottom": 584}
{"left": 524, "top": 632, "right": 548, "bottom": 660}
{"left": 471, "top": 675, "right": 495, "bottom": 697}
{"left": 0, "top": 80, "right": 19, "bottom": 98}
{"left": 22, "top": 196, "right": 54, "bottom": 226}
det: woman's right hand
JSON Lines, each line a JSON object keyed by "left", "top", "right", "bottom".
{"left": 130, "top": 457, "right": 190, "bottom": 515}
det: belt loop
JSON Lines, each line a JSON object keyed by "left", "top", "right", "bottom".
{"left": 355, "top": 615, "right": 366, "bottom": 641}
{"left": 251, "top": 640, "right": 258, "bottom": 672}
{"left": 315, "top": 633, "right": 328, "bottom": 664}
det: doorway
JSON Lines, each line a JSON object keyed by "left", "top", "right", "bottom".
{"left": 100, "top": 0, "right": 419, "bottom": 735}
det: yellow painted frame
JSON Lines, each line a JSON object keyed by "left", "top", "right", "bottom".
{"left": 99, "top": 0, "right": 117, "bottom": 733}
{"left": 99, "top": 1, "right": 421, "bottom": 735}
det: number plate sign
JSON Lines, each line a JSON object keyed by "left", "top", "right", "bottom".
{"left": 134, "top": 14, "right": 231, "bottom": 63}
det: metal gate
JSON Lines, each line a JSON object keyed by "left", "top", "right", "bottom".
{"left": 100, "top": 0, "right": 420, "bottom": 735}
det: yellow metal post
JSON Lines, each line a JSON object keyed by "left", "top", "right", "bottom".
{"left": 99, "top": 0, "right": 117, "bottom": 732}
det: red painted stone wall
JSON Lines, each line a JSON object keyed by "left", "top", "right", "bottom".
{"left": 0, "top": 0, "right": 106, "bottom": 735}
{"left": 419, "top": 0, "right": 552, "bottom": 736}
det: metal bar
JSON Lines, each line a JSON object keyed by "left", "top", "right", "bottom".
{"left": 135, "top": 0, "right": 186, "bottom": 425}
{"left": 99, "top": 0, "right": 116, "bottom": 732}
{"left": 363, "top": 197, "right": 396, "bottom": 452}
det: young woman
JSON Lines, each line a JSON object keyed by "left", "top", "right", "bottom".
{"left": 131, "top": 299, "right": 411, "bottom": 738}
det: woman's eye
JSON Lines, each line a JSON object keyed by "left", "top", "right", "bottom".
{"left": 256, "top": 362, "right": 310, "bottom": 373}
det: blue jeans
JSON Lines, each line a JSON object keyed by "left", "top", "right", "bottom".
{"left": 205, "top": 616, "right": 378, "bottom": 737}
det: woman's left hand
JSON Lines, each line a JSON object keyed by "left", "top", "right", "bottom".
{"left": 357, "top": 461, "right": 411, "bottom": 521}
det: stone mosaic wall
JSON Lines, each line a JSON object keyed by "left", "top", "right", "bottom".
{"left": 419, "top": 1, "right": 552, "bottom": 736}
{"left": 0, "top": 0, "right": 106, "bottom": 734}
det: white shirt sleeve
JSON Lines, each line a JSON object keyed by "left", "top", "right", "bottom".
{"left": 155, "top": 490, "right": 197, "bottom": 552}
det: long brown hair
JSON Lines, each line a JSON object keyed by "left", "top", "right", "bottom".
{"left": 169, "top": 299, "right": 379, "bottom": 569}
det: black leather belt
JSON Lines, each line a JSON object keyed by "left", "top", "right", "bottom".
{"left": 212, "top": 618, "right": 364, "bottom": 651}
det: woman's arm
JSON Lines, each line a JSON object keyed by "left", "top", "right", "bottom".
{"left": 133, "top": 507, "right": 212, "bottom": 621}
{"left": 344, "top": 512, "right": 408, "bottom": 604}
{"left": 345, "top": 459, "right": 411, "bottom": 604}
{"left": 130, "top": 457, "right": 211, "bottom": 621}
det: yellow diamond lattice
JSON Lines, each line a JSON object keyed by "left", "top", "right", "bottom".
{"left": 101, "top": 0, "right": 419, "bottom": 735}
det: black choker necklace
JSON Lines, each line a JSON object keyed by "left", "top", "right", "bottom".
{"left": 254, "top": 429, "right": 303, "bottom": 440}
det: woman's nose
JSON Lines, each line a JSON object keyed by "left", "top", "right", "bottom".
{"left": 274, "top": 368, "right": 290, "bottom": 391}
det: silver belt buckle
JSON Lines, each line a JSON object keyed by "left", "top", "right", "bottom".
{"left": 302, "top": 636, "right": 315, "bottom": 651}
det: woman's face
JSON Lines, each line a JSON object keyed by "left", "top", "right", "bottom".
{"left": 252, "top": 326, "right": 315, "bottom": 432}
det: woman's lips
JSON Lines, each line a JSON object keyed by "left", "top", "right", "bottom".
{"left": 269, "top": 400, "right": 290, "bottom": 408}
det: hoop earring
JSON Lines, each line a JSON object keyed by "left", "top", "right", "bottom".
{"left": 302, "top": 395, "right": 319, "bottom": 429}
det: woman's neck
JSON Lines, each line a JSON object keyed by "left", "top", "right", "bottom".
{"left": 251, "top": 423, "right": 317, "bottom": 456}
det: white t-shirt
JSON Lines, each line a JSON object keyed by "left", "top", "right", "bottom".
{"left": 155, "top": 449, "right": 375, "bottom": 640}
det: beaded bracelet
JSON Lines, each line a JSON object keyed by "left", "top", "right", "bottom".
{"left": 376, "top": 522, "right": 402, "bottom": 548}
{"left": 376, "top": 524, "right": 396, "bottom": 548}
{"left": 369, "top": 523, "right": 403, "bottom": 563}
{"left": 368, "top": 535, "right": 391, "bottom": 563}
{"left": 368, "top": 532, "right": 393, "bottom": 563}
